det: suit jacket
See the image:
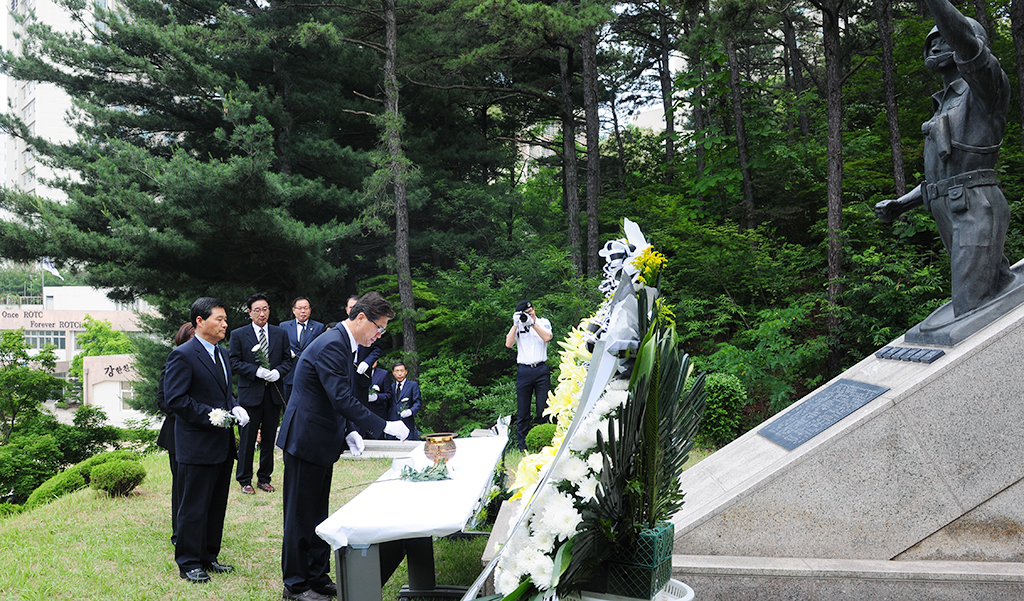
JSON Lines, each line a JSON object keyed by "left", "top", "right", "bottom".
{"left": 354, "top": 341, "right": 383, "bottom": 402}
{"left": 276, "top": 324, "right": 387, "bottom": 467}
{"left": 164, "top": 336, "right": 238, "bottom": 465}
{"left": 392, "top": 379, "right": 422, "bottom": 419}
{"left": 279, "top": 318, "right": 326, "bottom": 387}
{"left": 228, "top": 323, "right": 294, "bottom": 407}
{"left": 364, "top": 367, "right": 393, "bottom": 422}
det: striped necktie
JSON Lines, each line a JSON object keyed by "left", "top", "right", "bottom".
{"left": 259, "top": 327, "right": 269, "bottom": 358}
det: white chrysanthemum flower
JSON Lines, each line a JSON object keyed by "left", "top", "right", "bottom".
{"left": 587, "top": 452, "right": 605, "bottom": 473}
{"left": 527, "top": 552, "right": 555, "bottom": 590}
{"left": 530, "top": 528, "right": 555, "bottom": 553}
{"left": 495, "top": 567, "right": 523, "bottom": 596}
{"left": 209, "top": 408, "right": 230, "bottom": 427}
{"left": 553, "top": 455, "right": 589, "bottom": 485}
{"left": 592, "top": 397, "right": 613, "bottom": 418}
{"left": 538, "top": 492, "right": 584, "bottom": 541}
{"left": 577, "top": 476, "right": 599, "bottom": 501}
{"left": 568, "top": 418, "right": 599, "bottom": 452}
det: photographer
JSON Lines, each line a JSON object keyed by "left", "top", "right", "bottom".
{"left": 504, "top": 300, "right": 553, "bottom": 451}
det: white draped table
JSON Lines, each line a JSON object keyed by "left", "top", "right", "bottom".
{"left": 316, "top": 435, "right": 507, "bottom": 600}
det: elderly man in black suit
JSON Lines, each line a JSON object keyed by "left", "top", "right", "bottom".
{"left": 229, "top": 293, "right": 293, "bottom": 494}
{"left": 280, "top": 296, "right": 326, "bottom": 399}
{"left": 165, "top": 297, "right": 248, "bottom": 584}
{"left": 277, "top": 292, "right": 410, "bottom": 601}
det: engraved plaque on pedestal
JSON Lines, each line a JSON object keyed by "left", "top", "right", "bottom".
{"left": 758, "top": 379, "right": 889, "bottom": 451}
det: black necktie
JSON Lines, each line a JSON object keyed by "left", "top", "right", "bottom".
{"left": 397, "top": 381, "right": 403, "bottom": 398}
{"left": 298, "top": 322, "right": 305, "bottom": 344}
{"left": 213, "top": 347, "right": 227, "bottom": 390}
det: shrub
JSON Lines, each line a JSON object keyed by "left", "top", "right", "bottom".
{"left": 0, "top": 433, "right": 64, "bottom": 504}
{"left": 695, "top": 372, "right": 749, "bottom": 448}
{"left": 25, "top": 468, "right": 87, "bottom": 509}
{"left": 0, "top": 503, "right": 22, "bottom": 519}
{"left": 89, "top": 459, "right": 146, "bottom": 497}
{"left": 78, "top": 450, "right": 141, "bottom": 483}
{"left": 117, "top": 417, "right": 160, "bottom": 454}
{"left": 525, "top": 423, "right": 557, "bottom": 453}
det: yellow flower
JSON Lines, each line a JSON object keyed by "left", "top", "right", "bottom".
{"left": 631, "top": 247, "right": 667, "bottom": 285}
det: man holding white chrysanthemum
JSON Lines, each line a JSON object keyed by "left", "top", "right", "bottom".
{"left": 165, "top": 297, "right": 249, "bottom": 584}
{"left": 505, "top": 299, "right": 553, "bottom": 451}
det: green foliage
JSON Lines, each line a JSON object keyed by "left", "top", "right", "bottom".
{"left": 0, "top": 433, "right": 63, "bottom": 503}
{"left": 24, "top": 467, "right": 86, "bottom": 509}
{"left": 700, "top": 301, "right": 827, "bottom": 415}
{"left": 470, "top": 377, "right": 517, "bottom": 428}
{"left": 89, "top": 459, "right": 146, "bottom": 497}
{"left": 117, "top": 419, "right": 160, "bottom": 454}
{"left": 417, "top": 354, "right": 480, "bottom": 436}
{"left": 77, "top": 450, "right": 142, "bottom": 483}
{"left": 0, "top": 329, "right": 63, "bottom": 445}
{"left": 694, "top": 373, "right": 748, "bottom": 448}
{"left": 524, "top": 423, "right": 556, "bottom": 452}
{"left": 69, "top": 316, "right": 135, "bottom": 379}
{"left": 0, "top": 502, "right": 22, "bottom": 519}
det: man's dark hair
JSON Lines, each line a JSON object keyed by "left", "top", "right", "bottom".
{"left": 246, "top": 292, "right": 269, "bottom": 310}
{"left": 347, "top": 295, "right": 361, "bottom": 303}
{"left": 348, "top": 291, "right": 395, "bottom": 322}
{"left": 392, "top": 361, "right": 406, "bottom": 370}
{"left": 291, "top": 296, "right": 310, "bottom": 308}
{"left": 190, "top": 297, "right": 225, "bottom": 327}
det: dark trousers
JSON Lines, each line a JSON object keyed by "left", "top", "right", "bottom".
{"left": 282, "top": 451, "right": 334, "bottom": 593}
{"left": 168, "top": 450, "right": 180, "bottom": 545}
{"left": 175, "top": 458, "right": 233, "bottom": 572}
{"left": 515, "top": 363, "right": 551, "bottom": 449}
{"left": 236, "top": 390, "right": 281, "bottom": 486}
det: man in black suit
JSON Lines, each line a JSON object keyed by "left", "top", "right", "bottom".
{"left": 277, "top": 292, "right": 410, "bottom": 601}
{"left": 346, "top": 295, "right": 383, "bottom": 410}
{"left": 165, "top": 297, "right": 248, "bottom": 584}
{"left": 391, "top": 361, "right": 423, "bottom": 440}
{"left": 229, "top": 293, "right": 293, "bottom": 494}
{"left": 280, "top": 296, "right": 326, "bottom": 399}
{"left": 360, "top": 362, "right": 392, "bottom": 438}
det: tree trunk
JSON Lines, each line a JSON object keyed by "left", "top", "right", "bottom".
{"left": 609, "top": 85, "right": 626, "bottom": 192}
{"left": 560, "top": 46, "right": 583, "bottom": 277}
{"left": 820, "top": 0, "right": 844, "bottom": 376}
{"left": 726, "top": 38, "right": 755, "bottom": 229}
{"left": 383, "top": 0, "right": 418, "bottom": 374}
{"left": 659, "top": 1, "right": 675, "bottom": 185}
{"left": 1011, "top": 0, "right": 1024, "bottom": 142}
{"left": 582, "top": 26, "right": 601, "bottom": 277}
{"left": 783, "top": 12, "right": 811, "bottom": 137}
{"left": 875, "top": 0, "right": 905, "bottom": 196}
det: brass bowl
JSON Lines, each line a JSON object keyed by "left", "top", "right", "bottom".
{"left": 422, "top": 432, "right": 457, "bottom": 465}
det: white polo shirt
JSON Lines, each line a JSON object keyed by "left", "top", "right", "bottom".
{"left": 516, "top": 318, "right": 552, "bottom": 365}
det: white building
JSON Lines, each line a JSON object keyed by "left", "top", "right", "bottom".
{"left": 81, "top": 353, "right": 147, "bottom": 428}
{"left": 5, "top": 0, "right": 110, "bottom": 197}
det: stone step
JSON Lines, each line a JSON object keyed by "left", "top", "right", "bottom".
{"left": 673, "top": 555, "right": 1024, "bottom": 600}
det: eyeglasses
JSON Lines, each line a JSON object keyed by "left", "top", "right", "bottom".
{"left": 250, "top": 307, "right": 270, "bottom": 314}
{"left": 370, "top": 317, "right": 387, "bottom": 334}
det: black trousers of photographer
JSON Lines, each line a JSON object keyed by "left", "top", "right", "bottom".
{"left": 515, "top": 362, "right": 551, "bottom": 450}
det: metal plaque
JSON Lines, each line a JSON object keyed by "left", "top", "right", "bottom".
{"left": 758, "top": 379, "right": 889, "bottom": 451}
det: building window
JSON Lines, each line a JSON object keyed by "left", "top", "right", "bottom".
{"left": 24, "top": 330, "right": 66, "bottom": 350}
{"left": 120, "top": 381, "right": 134, "bottom": 410}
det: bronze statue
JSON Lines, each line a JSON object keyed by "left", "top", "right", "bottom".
{"left": 875, "top": 0, "right": 1015, "bottom": 321}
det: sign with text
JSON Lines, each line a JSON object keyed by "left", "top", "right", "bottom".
{"left": 759, "top": 379, "right": 889, "bottom": 451}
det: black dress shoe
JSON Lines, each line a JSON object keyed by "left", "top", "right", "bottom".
{"left": 180, "top": 568, "right": 211, "bottom": 583}
{"left": 282, "top": 587, "right": 329, "bottom": 601}
{"left": 203, "top": 560, "right": 234, "bottom": 573}
{"left": 313, "top": 581, "right": 337, "bottom": 597}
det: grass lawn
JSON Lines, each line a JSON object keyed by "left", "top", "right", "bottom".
{"left": 0, "top": 450, "right": 486, "bottom": 601}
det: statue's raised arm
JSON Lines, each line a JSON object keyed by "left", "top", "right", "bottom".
{"left": 924, "top": 0, "right": 984, "bottom": 61}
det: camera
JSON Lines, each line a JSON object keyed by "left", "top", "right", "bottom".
{"left": 513, "top": 310, "right": 534, "bottom": 333}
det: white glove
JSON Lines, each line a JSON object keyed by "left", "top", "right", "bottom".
{"left": 290, "top": 349, "right": 297, "bottom": 358}
{"left": 400, "top": 409, "right": 412, "bottom": 418}
{"left": 368, "top": 392, "right": 378, "bottom": 403}
{"left": 266, "top": 369, "right": 280, "bottom": 382}
{"left": 231, "top": 406, "right": 250, "bottom": 427}
{"left": 256, "top": 367, "right": 271, "bottom": 380}
{"left": 345, "top": 431, "right": 365, "bottom": 456}
{"left": 357, "top": 361, "right": 370, "bottom": 375}
{"left": 384, "top": 420, "right": 410, "bottom": 441}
